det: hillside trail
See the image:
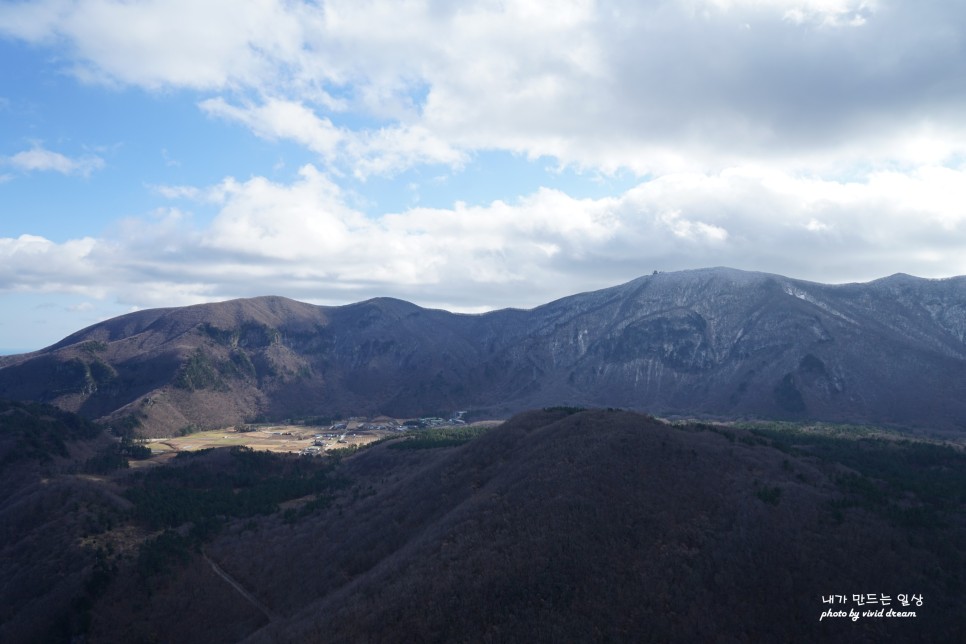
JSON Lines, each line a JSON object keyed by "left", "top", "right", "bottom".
{"left": 202, "top": 549, "right": 278, "bottom": 623}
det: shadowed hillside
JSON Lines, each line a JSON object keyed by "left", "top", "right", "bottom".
{"left": 225, "top": 409, "right": 964, "bottom": 643}
{"left": 1, "top": 407, "right": 952, "bottom": 643}
{"left": 0, "top": 400, "right": 123, "bottom": 642}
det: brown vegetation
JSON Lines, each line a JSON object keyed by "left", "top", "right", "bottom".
{"left": 3, "top": 404, "right": 965, "bottom": 643}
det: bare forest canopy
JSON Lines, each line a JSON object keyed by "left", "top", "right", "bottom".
{"left": 1, "top": 403, "right": 965, "bottom": 642}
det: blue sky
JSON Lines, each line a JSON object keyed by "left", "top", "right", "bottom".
{"left": 2, "top": 0, "right": 966, "bottom": 352}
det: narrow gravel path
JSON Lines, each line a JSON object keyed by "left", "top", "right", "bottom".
{"left": 203, "top": 550, "right": 278, "bottom": 623}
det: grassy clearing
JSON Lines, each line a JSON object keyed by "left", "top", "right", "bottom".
{"left": 141, "top": 426, "right": 398, "bottom": 463}
{"left": 729, "top": 419, "right": 909, "bottom": 441}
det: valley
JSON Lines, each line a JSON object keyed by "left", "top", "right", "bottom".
{"left": 3, "top": 269, "right": 966, "bottom": 642}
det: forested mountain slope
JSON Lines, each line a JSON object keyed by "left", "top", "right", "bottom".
{"left": 3, "top": 268, "right": 966, "bottom": 436}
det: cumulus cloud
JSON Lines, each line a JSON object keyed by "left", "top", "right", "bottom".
{"left": 0, "top": 0, "right": 307, "bottom": 90}
{"left": 4, "top": 165, "right": 966, "bottom": 312}
{"left": 2, "top": 0, "right": 965, "bottom": 326}
{"left": 4, "top": 1, "right": 964, "bottom": 177}
{"left": 4, "top": 146, "right": 104, "bottom": 176}
{"left": 200, "top": 96, "right": 466, "bottom": 177}
{"left": 0, "top": 234, "right": 105, "bottom": 295}
{"left": 200, "top": 97, "right": 344, "bottom": 157}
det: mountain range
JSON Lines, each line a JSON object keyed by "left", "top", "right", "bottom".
{"left": 2, "top": 267, "right": 966, "bottom": 437}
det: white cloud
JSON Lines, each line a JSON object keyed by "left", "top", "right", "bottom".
{"left": 346, "top": 123, "right": 468, "bottom": 178}
{"left": 0, "top": 0, "right": 66, "bottom": 41}
{"left": 695, "top": 0, "right": 879, "bottom": 26}
{"left": 200, "top": 97, "right": 344, "bottom": 157}
{"left": 5, "top": 0, "right": 964, "bottom": 180}
{"left": 201, "top": 166, "right": 367, "bottom": 259}
{"left": 201, "top": 96, "right": 466, "bottom": 177}
{"left": 4, "top": 164, "right": 966, "bottom": 312}
{"left": 4, "top": 146, "right": 104, "bottom": 176}
{"left": 0, "top": 0, "right": 308, "bottom": 91}
{"left": 0, "top": 234, "right": 105, "bottom": 295}
{"left": 151, "top": 184, "right": 203, "bottom": 200}
{"left": 2, "top": 0, "right": 966, "bottom": 323}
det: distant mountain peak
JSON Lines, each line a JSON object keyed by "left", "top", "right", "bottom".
{"left": 3, "top": 268, "right": 966, "bottom": 437}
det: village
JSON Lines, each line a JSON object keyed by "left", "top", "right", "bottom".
{"left": 138, "top": 412, "right": 471, "bottom": 464}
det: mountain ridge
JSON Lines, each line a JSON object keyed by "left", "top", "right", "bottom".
{"left": 2, "top": 267, "right": 966, "bottom": 436}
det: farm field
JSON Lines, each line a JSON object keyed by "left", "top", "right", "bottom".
{"left": 135, "top": 424, "right": 400, "bottom": 466}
